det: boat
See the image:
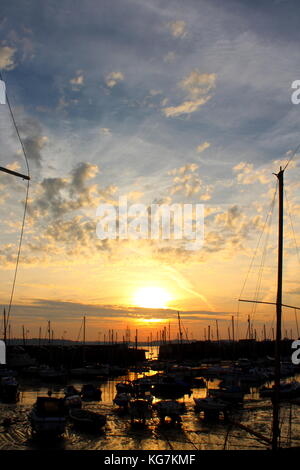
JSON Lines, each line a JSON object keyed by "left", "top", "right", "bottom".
{"left": 194, "top": 397, "right": 230, "bottom": 421}
{"left": 38, "top": 366, "right": 67, "bottom": 381}
{"left": 0, "top": 376, "right": 19, "bottom": 402}
{"left": 153, "top": 400, "right": 186, "bottom": 424}
{"left": 191, "top": 377, "right": 206, "bottom": 388}
{"left": 260, "top": 381, "right": 300, "bottom": 400}
{"left": 128, "top": 399, "right": 152, "bottom": 423}
{"left": 80, "top": 383, "right": 102, "bottom": 401}
{"left": 209, "top": 385, "right": 244, "bottom": 403}
{"left": 29, "top": 396, "right": 66, "bottom": 436}
{"left": 116, "top": 381, "right": 134, "bottom": 393}
{"left": 69, "top": 408, "right": 106, "bottom": 432}
{"left": 70, "top": 364, "right": 109, "bottom": 378}
{"left": 0, "top": 367, "right": 16, "bottom": 378}
{"left": 194, "top": 397, "right": 229, "bottom": 412}
{"left": 113, "top": 392, "right": 132, "bottom": 408}
{"left": 152, "top": 374, "right": 191, "bottom": 399}
{"left": 131, "top": 376, "right": 153, "bottom": 392}
{"left": 64, "top": 385, "right": 80, "bottom": 397}
{"left": 63, "top": 385, "right": 82, "bottom": 409}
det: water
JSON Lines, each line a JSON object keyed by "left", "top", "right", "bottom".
{"left": 0, "top": 371, "right": 300, "bottom": 450}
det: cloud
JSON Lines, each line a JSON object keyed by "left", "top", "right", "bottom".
{"left": 105, "top": 71, "right": 124, "bottom": 88}
{"left": 166, "top": 163, "right": 215, "bottom": 202}
{"left": 27, "top": 162, "right": 100, "bottom": 220}
{"left": 9, "top": 113, "right": 49, "bottom": 168}
{"left": 233, "top": 162, "right": 272, "bottom": 185}
{"left": 167, "top": 20, "right": 187, "bottom": 38}
{"left": 70, "top": 74, "right": 84, "bottom": 88}
{"left": 162, "top": 70, "right": 216, "bottom": 117}
{"left": 0, "top": 46, "right": 16, "bottom": 70}
{"left": 100, "top": 127, "right": 112, "bottom": 136}
{"left": 180, "top": 71, "right": 216, "bottom": 98}
{"left": 163, "top": 97, "right": 211, "bottom": 117}
{"left": 23, "top": 135, "right": 48, "bottom": 167}
{"left": 197, "top": 142, "right": 211, "bottom": 153}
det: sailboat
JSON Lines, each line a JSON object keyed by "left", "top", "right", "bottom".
{"left": 240, "top": 166, "right": 300, "bottom": 451}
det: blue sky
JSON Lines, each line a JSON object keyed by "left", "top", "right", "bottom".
{"left": 1, "top": 0, "right": 300, "bottom": 340}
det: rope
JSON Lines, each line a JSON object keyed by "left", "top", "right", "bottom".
{"left": 284, "top": 188, "right": 300, "bottom": 265}
{"left": 249, "top": 193, "right": 275, "bottom": 326}
{"left": 0, "top": 70, "right": 30, "bottom": 330}
{"left": 239, "top": 184, "right": 277, "bottom": 299}
{"left": 238, "top": 183, "right": 277, "bottom": 335}
{"left": 283, "top": 142, "right": 300, "bottom": 172}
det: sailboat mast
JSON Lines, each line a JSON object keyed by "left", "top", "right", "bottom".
{"left": 3, "top": 308, "right": 6, "bottom": 342}
{"left": 272, "top": 167, "right": 284, "bottom": 452}
{"left": 177, "top": 311, "right": 183, "bottom": 344}
{"left": 83, "top": 315, "right": 86, "bottom": 345}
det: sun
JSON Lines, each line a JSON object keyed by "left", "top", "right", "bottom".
{"left": 133, "top": 286, "right": 172, "bottom": 309}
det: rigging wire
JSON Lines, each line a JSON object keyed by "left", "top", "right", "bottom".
{"left": 283, "top": 142, "right": 300, "bottom": 172}
{"left": 239, "top": 184, "right": 278, "bottom": 300}
{"left": 249, "top": 191, "right": 275, "bottom": 326}
{"left": 284, "top": 188, "right": 300, "bottom": 265}
{"left": 0, "top": 70, "right": 30, "bottom": 330}
{"left": 283, "top": 189, "right": 300, "bottom": 337}
{"left": 238, "top": 183, "right": 278, "bottom": 335}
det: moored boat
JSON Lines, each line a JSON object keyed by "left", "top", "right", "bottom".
{"left": 209, "top": 385, "right": 244, "bottom": 403}
{"left": 63, "top": 385, "right": 82, "bottom": 410}
{"left": 194, "top": 397, "right": 229, "bottom": 411}
{"left": 113, "top": 392, "right": 132, "bottom": 408}
{"left": 69, "top": 408, "right": 106, "bottom": 432}
{"left": 29, "top": 396, "right": 66, "bottom": 436}
{"left": 260, "top": 381, "right": 300, "bottom": 400}
{"left": 129, "top": 399, "right": 152, "bottom": 423}
{"left": 0, "top": 376, "right": 19, "bottom": 402}
{"left": 153, "top": 400, "right": 185, "bottom": 424}
{"left": 80, "top": 383, "right": 102, "bottom": 401}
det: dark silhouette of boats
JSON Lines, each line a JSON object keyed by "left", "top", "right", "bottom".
{"left": 128, "top": 398, "right": 152, "bottom": 424}
{"left": 152, "top": 374, "right": 191, "bottom": 399}
{"left": 153, "top": 400, "right": 186, "bottom": 424}
{"left": 69, "top": 408, "right": 106, "bottom": 432}
{"left": 29, "top": 396, "right": 66, "bottom": 436}
{"left": 80, "top": 383, "right": 102, "bottom": 401}
{"left": 260, "top": 381, "right": 300, "bottom": 400}
{"left": 0, "top": 376, "right": 19, "bottom": 402}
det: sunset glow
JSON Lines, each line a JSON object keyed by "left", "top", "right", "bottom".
{"left": 133, "top": 287, "right": 172, "bottom": 309}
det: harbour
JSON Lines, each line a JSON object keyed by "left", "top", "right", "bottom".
{"left": 1, "top": 344, "right": 300, "bottom": 450}
{"left": 1, "top": 0, "right": 300, "bottom": 456}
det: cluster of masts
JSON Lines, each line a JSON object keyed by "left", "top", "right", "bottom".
{"left": 2, "top": 313, "right": 298, "bottom": 345}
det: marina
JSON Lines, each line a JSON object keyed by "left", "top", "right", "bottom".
{"left": 1, "top": 0, "right": 300, "bottom": 455}
{"left": 1, "top": 345, "right": 300, "bottom": 450}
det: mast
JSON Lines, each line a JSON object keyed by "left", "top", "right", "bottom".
{"left": 3, "top": 308, "right": 6, "bottom": 342}
{"left": 82, "top": 315, "right": 86, "bottom": 364}
{"left": 272, "top": 167, "right": 284, "bottom": 452}
{"left": 177, "top": 311, "right": 183, "bottom": 344}
{"left": 22, "top": 325, "right": 25, "bottom": 346}
{"left": 216, "top": 319, "right": 220, "bottom": 342}
{"left": 48, "top": 320, "right": 51, "bottom": 344}
{"left": 83, "top": 315, "right": 86, "bottom": 345}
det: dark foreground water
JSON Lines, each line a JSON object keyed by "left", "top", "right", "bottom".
{"left": 1, "top": 371, "right": 300, "bottom": 451}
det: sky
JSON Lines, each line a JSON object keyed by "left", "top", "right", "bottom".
{"left": 1, "top": 0, "right": 300, "bottom": 342}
